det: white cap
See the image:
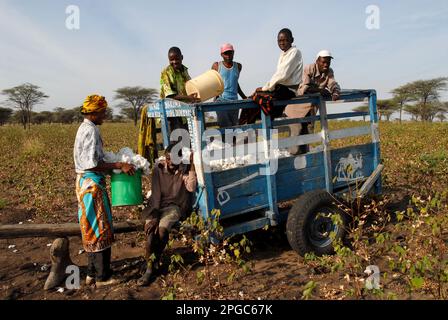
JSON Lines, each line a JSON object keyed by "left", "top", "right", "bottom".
{"left": 317, "top": 50, "right": 333, "bottom": 59}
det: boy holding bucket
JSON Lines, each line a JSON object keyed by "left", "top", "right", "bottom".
{"left": 160, "top": 47, "right": 200, "bottom": 137}
{"left": 74, "top": 94, "right": 135, "bottom": 286}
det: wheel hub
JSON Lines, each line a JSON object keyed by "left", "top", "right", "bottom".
{"left": 307, "top": 207, "right": 339, "bottom": 248}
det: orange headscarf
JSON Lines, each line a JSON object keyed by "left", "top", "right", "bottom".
{"left": 81, "top": 94, "right": 108, "bottom": 114}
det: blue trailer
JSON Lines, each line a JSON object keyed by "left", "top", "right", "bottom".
{"left": 146, "top": 89, "right": 383, "bottom": 256}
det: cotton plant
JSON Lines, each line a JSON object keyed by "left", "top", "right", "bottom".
{"left": 104, "top": 147, "right": 151, "bottom": 175}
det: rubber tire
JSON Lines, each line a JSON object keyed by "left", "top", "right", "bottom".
{"left": 286, "top": 190, "right": 347, "bottom": 256}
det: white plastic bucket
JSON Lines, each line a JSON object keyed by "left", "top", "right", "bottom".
{"left": 185, "top": 70, "right": 224, "bottom": 102}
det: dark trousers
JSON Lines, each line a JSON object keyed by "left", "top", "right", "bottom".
{"left": 87, "top": 247, "right": 112, "bottom": 281}
{"left": 239, "top": 84, "right": 296, "bottom": 125}
{"left": 168, "top": 117, "right": 189, "bottom": 142}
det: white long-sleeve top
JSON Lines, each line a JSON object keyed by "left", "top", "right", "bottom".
{"left": 74, "top": 119, "right": 104, "bottom": 174}
{"left": 262, "top": 46, "right": 303, "bottom": 92}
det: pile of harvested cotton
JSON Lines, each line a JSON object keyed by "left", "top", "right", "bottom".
{"left": 204, "top": 140, "right": 291, "bottom": 171}
{"left": 207, "top": 148, "right": 291, "bottom": 171}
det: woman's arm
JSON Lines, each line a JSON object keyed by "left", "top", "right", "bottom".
{"left": 89, "top": 161, "right": 135, "bottom": 175}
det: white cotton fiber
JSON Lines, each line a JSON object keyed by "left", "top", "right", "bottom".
{"left": 181, "top": 147, "right": 192, "bottom": 162}
{"left": 104, "top": 147, "right": 151, "bottom": 175}
{"left": 103, "top": 151, "right": 118, "bottom": 163}
{"left": 206, "top": 140, "right": 231, "bottom": 151}
{"left": 207, "top": 142, "right": 291, "bottom": 172}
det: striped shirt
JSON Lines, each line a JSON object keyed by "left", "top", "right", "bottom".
{"left": 74, "top": 119, "right": 104, "bottom": 174}
{"left": 160, "top": 65, "right": 191, "bottom": 99}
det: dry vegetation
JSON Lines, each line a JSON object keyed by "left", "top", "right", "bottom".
{"left": 0, "top": 121, "right": 447, "bottom": 300}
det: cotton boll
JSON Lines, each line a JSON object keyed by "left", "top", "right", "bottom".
{"left": 206, "top": 140, "right": 218, "bottom": 151}
{"left": 181, "top": 148, "right": 191, "bottom": 163}
{"left": 120, "top": 147, "right": 134, "bottom": 156}
{"left": 103, "top": 151, "right": 118, "bottom": 163}
{"left": 208, "top": 147, "right": 293, "bottom": 172}
{"left": 121, "top": 154, "right": 132, "bottom": 164}
{"left": 206, "top": 139, "right": 229, "bottom": 151}
{"left": 104, "top": 148, "right": 150, "bottom": 174}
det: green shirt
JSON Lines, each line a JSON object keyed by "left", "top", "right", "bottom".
{"left": 160, "top": 65, "right": 191, "bottom": 99}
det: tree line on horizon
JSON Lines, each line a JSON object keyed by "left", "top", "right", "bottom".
{"left": 0, "top": 84, "right": 159, "bottom": 129}
{"left": 353, "top": 77, "right": 448, "bottom": 122}
{"left": 1, "top": 78, "right": 447, "bottom": 129}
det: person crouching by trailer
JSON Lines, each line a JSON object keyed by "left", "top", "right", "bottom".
{"left": 74, "top": 94, "right": 135, "bottom": 286}
{"left": 138, "top": 144, "right": 197, "bottom": 286}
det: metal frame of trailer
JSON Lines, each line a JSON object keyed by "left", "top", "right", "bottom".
{"left": 146, "top": 89, "right": 383, "bottom": 255}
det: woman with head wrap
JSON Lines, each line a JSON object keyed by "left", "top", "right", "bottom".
{"left": 74, "top": 94, "right": 135, "bottom": 286}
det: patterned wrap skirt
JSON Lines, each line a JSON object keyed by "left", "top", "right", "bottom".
{"left": 76, "top": 172, "right": 114, "bottom": 253}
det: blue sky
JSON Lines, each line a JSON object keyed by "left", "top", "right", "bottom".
{"left": 0, "top": 0, "right": 447, "bottom": 115}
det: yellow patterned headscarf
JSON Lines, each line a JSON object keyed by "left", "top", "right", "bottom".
{"left": 81, "top": 94, "right": 108, "bottom": 114}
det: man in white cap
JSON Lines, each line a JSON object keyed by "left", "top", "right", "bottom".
{"left": 298, "top": 50, "right": 341, "bottom": 100}
{"left": 289, "top": 50, "right": 341, "bottom": 154}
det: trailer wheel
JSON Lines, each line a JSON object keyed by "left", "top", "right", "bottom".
{"left": 286, "top": 190, "right": 347, "bottom": 256}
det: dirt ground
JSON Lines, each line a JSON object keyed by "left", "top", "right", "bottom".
{"left": 0, "top": 189, "right": 414, "bottom": 301}
{"left": 0, "top": 214, "right": 308, "bottom": 300}
{"left": 1, "top": 122, "right": 447, "bottom": 300}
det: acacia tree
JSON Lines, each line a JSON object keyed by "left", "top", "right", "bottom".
{"left": 1, "top": 83, "right": 49, "bottom": 129}
{"left": 391, "top": 85, "right": 413, "bottom": 124}
{"left": 433, "top": 102, "right": 448, "bottom": 123}
{"left": 404, "top": 78, "right": 447, "bottom": 122}
{"left": 377, "top": 99, "right": 398, "bottom": 121}
{"left": 119, "top": 106, "right": 135, "bottom": 121}
{"left": 352, "top": 105, "right": 369, "bottom": 121}
{"left": 114, "top": 87, "right": 158, "bottom": 126}
{"left": 0, "top": 107, "right": 13, "bottom": 125}
{"left": 404, "top": 104, "right": 420, "bottom": 121}
{"left": 436, "top": 112, "right": 446, "bottom": 123}
{"left": 53, "top": 107, "right": 74, "bottom": 123}
{"left": 39, "top": 111, "right": 54, "bottom": 124}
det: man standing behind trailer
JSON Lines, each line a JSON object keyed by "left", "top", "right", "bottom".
{"left": 138, "top": 144, "right": 197, "bottom": 286}
{"left": 295, "top": 50, "right": 341, "bottom": 153}
{"left": 160, "top": 47, "right": 200, "bottom": 137}
{"left": 212, "top": 43, "right": 247, "bottom": 128}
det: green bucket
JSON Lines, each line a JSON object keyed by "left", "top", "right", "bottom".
{"left": 111, "top": 169, "right": 143, "bottom": 207}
